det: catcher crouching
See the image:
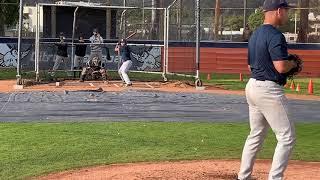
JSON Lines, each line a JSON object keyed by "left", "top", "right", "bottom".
{"left": 79, "top": 56, "right": 108, "bottom": 82}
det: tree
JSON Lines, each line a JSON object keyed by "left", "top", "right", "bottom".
{"left": 151, "top": 0, "right": 160, "bottom": 39}
{"left": 213, "top": 0, "right": 221, "bottom": 41}
{"left": 225, "top": 16, "right": 244, "bottom": 31}
{"left": 297, "top": 0, "right": 310, "bottom": 43}
{"left": 248, "top": 8, "right": 264, "bottom": 31}
{"left": 279, "top": 11, "right": 298, "bottom": 33}
{"left": 0, "top": 0, "right": 19, "bottom": 36}
{"left": 247, "top": 0, "right": 264, "bottom": 8}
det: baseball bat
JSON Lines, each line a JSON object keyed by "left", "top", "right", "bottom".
{"left": 125, "top": 32, "right": 137, "bottom": 40}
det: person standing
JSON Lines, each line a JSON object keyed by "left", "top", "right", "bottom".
{"left": 115, "top": 39, "right": 132, "bottom": 87}
{"left": 52, "top": 32, "right": 68, "bottom": 71}
{"left": 74, "top": 34, "right": 87, "bottom": 69}
{"left": 89, "top": 28, "right": 104, "bottom": 62}
{"left": 237, "top": 1, "right": 297, "bottom": 180}
{"left": 242, "top": 24, "right": 252, "bottom": 42}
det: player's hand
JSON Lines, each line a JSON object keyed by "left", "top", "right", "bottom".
{"left": 285, "top": 54, "right": 303, "bottom": 80}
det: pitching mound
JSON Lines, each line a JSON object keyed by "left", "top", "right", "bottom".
{"left": 39, "top": 160, "right": 320, "bottom": 180}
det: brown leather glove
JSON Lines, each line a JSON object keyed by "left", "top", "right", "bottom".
{"left": 286, "top": 54, "right": 303, "bottom": 80}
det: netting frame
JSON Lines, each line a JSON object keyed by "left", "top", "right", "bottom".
{"left": 164, "top": 0, "right": 202, "bottom": 87}
{"left": 33, "top": 1, "right": 168, "bottom": 82}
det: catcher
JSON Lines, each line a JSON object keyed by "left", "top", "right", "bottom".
{"left": 79, "top": 56, "right": 107, "bottom": 82}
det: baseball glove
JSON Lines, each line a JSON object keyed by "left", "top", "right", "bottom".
{"left": 286, "top": 54, "right": 303, "bottom": 79}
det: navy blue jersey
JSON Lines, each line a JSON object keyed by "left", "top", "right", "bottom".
{"left": 248, "top": 24, "right": 288, "bottom": 85}
{"left": 120, "top": 45, "right": 131, "bottom": 61}
{"left": 55, "top": 42, "right": 68, "bottom": 57}
{"left": 75, "top": 42, "right": 87, "bottom": 57}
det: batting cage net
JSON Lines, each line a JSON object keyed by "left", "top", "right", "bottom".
{"left": 18, "top": 0, "right": 317, "bottom": 85}
{"left": 164, "top": 0, "right": 309, "bottom": 83}
{"left": 166, "top": 0, "right": 197, "bottom": 78}
{"left": 27, "top": 1, "right": 166, "bottom": 82}
{"left": 165, "top": 0, "right": 254, "bottom": 80}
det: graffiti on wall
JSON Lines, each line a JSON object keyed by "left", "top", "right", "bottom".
{"left": 0, "top": 44, "right": 31, "bottom": 67}
{"left": 37, "top": 44, "right": 162, "bottom": 71}
{"left": 0, "top": 41, "right": 161, "bottom": 72}
{"left": 132, "top": 46, "right": 161, "bottom": 71}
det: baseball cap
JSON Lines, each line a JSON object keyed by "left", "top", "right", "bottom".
{"left": 263, "top": 0, "right": 295, "bottom": 12}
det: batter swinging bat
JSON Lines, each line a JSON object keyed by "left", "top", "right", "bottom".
{"left": 116, "top": 32, "right": 137, "bottom": 70}
{"left": 117, "top": 32, "right": 137, "bottom": 46}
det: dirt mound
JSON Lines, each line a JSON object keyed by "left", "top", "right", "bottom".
{"left": 38, "top": 160, "right": 320, "bottom": 180}
{"left": 161, "top": 81, "right": 193, "bottom": 88}
{"left": 1, "top": 80, "right": 320, "bottom": 101}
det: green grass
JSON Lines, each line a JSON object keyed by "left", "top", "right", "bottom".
{"left": 201, "top": 73, "right": 249, "bottom": 90}
{"left": 0, "top": 68, "right": 194, "bottom": 83}
{"left": 0, "top": 122, "right": 319, "bottom": 179}
{"left": 0, "top": 68, "right": 17, "bottom": 80}
{"left": 202, "top": 73, "right": 320, "bottom": 96}
{"left": 0, "top": 68, "right": 37, "bottom": 80}
{"left": 39, "top": 71, "right": 194, "bottom": 83}
{"left": 284, "top": 78, "right": 320, "bottom": 96}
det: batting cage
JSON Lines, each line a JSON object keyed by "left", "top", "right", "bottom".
{"left": 16, "top": 1, "right": 265, "bottom": 87}
{"left": 16, "top": 0, "right": 312, "bottom": 88}
{"left": 24, "top": 1, "right": 167, "bottom": 84}
{"left": 165, "top": 0, "right": 258, "bottom": 86}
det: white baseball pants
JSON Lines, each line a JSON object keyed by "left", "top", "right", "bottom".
{"left": 238, "top": 78, "right": 296, "bottom": 180}
{"left": 118, "top": 60, "right": 132, "bottom": 85}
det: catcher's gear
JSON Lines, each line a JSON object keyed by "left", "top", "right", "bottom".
{"left": 285, "top": 54, "right": 303, "bottom": 79}
{"left": 86, "top": 56, "right": 101, "bottom": 68}
{"left": 80, "top": 56, "right": 107, "bottom": 82}
{"left": 79, "top": 74, "right": 86, "bottom": 82}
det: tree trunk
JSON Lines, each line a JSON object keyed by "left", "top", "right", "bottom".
{"left": 51, "top": 7, "right": 56, "bottom": 38}
{"left": 106, "top": 0, "right": 111, "bottom": 39}
{"left": 177, "top": 0, "right": 182, "bottom": 40}
{"left": 0, "top": 3, "right": 4, "bottom": 36}
{"left": 214, "top": 0, "right": 221, "bottom": 41}
{"left": 159, "top": 0, "right": 164, "bottom": 39}
{"left": 0, "top": 24, "right": 4, "bottom": 37}
{"left": 123, "top": 0, "right": 127, "bottom": 37}
{"left": 297, "top": 0, "right": 309, "bottom": 43}
{"left": 151, "top": 0, "right": 160, "bottom": 40}
{"left": 243, "top": 0, "right": 247, "bottom": 29}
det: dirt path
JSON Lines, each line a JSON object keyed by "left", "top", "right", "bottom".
{"left": 38, "top": 160, "right": 320, "bottom": 180}
{"left": 0, "top": 80, "right": 17, "bottom": 93}
{"left": 1, "top": 80, "right": 320, "bottom": 101}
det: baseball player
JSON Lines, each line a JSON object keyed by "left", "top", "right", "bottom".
{"left": 242, "top": 24, "right": 252, "bottom": 42}
{"left": 74, "top": 34, "right": 87, "bottom": 69}
{"left": 237, "top": 1, "right": 298, "bottom": 180}
{"left": 52, "top": 32, "right": 68, "bottom": 71}
{"left": 79, "top": 56, "right": 107, "bottom": 82}
{"left": 89, "top": 28, "right": 104, "bottom": 63}
{"left": 115, "top": 39, "right": 132, "bottom": 87}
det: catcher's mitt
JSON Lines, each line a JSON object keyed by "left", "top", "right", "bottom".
{"left": 286, "top": 54, "right": 303, "bottom": 79}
